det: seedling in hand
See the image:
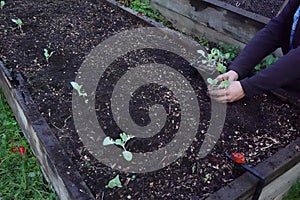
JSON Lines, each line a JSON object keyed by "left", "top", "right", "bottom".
{"left": 0, "top": 1, "right": 5, "bottom": 9}
{"left": 207, "top": 78, "right": 230, "bottom": 89}
{"left": 219, "top": 80, "right": 230, "bottom": 89}
{"left": 70, "top": 81, "right": 87, "bottom": 97}
{"left": 103, "top": 132, "right": 135, "bottom": 161}
{"left": 207, "top": 78, "right": 218, "bottom": 86}
{"left": 191, "top": 48, "right": 229, "bottom": 74}
{"left": 12, "top": 18, "right": 23, "bottom": 30}
{"left": 105, "top": 175, "right": 122, "bottom": 189}
{"left": 43, "top": 49, "right": 54, "bottom": 62}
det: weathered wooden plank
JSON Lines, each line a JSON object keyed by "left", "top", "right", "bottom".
{"left": 200, "top": 0, "right": 270, "bottom": 24}
{"left": 259, "top": 162, "right": 300, "bottom": 200}
{"left": 150, "top": 0, "right": 267, "bottom": 48}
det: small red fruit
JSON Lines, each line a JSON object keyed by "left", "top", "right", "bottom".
{"left": 11, "top": 147, "right": 18, "bottom": 152}
{"left": 231, "top": 152, "right": 245, "bottom": 164}
{"left": 19, "top": 146, "right": 26, "bottom": 155}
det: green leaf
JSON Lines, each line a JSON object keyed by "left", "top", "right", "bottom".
{"left": 103, "top": 137, "right": 114, "bottom": 146}
{"left": 28, "top": 172, "right": 36, "bottom": 178}
{"left": 211, "top": 48, "right": 220, "bottom": 56}
{"left": 120, "top": 132, "right": 128, "bottom": 142}
{"left": 114, "top": 139, "right": 123, "bottom": 146}
{"left": 11, "top": 18, "right": 23, "bottom": 29}
{"left": 224, "top": 53, "right": 231, "bottom": 59}
{"left": 204, "top": 173, "right": 212, "bottom": 182}
{"left": 255, "top": 64, "right": 262, "bottom": 71}
{"left": 217, "top": 63, "right": 227, "bottom": 74}
{"left": 0, "top": 1, "right": 5, "bottom": 9}
{"left": 207, "top": 78, "right": 218, "bottom": 85}
{"left": 70, "top": 81, "right": 87, "bottom": 97}
{"left": 122, "top": 151, "right": 133, "bottom": 161}
{"left": 219, "top": 80, "right": 230, "bottom": 89}
{"left": 44, "top": 49, "right": 54, "bottom": 60}
{"left": 192, "top": 165, "right": 196, "bottom": 174}
{"left": 105, "top": 175, "right": 122, "bottom": 189}
{"left": 196, "top": 49, "right": 206, "bottom": 57}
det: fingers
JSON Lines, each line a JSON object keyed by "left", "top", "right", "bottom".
{"left": 208, "top": 88, "right": 227, "bottom": 97}
{"left": 208, "top": 88, "right": 228, "bottom": 103}
{"left": 215, "top": 70, "right": 238, "bottom": 82}
{"left": 227, "top": 76, "right": 236, "bottom": 82}
{"left": 208, "top": 81, "right": 245, "bottom": 103}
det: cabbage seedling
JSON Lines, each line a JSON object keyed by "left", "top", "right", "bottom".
{"left": 70, "top": 81, "right": 87, "bottom": 97}
{"left": 219, "top": 80, "right": 230, "bottom": 89}
{"left": 103, "top": 132, "right": 135, "bottom": 161}
{"left": 207, "top": 78, "right": 230, "bottom": 89}
{"left": 105, "top": 175, "right": 122, "bottom": 189}
{"left": 11, "top": 18, "right": 23, "bottom": 30}
{"left": 207, "top": 78, "right": 218, "bottom": 86}
{"left": 192, "top": 48, "right": 229, "bottom": 74}
{"left": 44, "top": 49, "right": 54, "bottom": 62}
{"left": 0, "top": 1, "right": 5, "bottom": 9}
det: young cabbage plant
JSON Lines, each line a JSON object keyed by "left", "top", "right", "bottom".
{"left": 207, "top": 78, "right": 230, "bottom": 89}
{"left": 219, "top": 80, "right": 230, "bottom": 89}
{"left": 43, "top": 49, "right": 54, "bottom": 62}
{"left": 255, "top": 54, "right": 278, "bottom": 72}
{"left": 11, "top": 18, "right": 23, "bottom": 30}
{"left": 0, "top": 1, "right": 5, "bottom": 9}
{"left": 105, "top": 175, "right": 122, "bottom": 189}
{"left": 207, "top": 78, "right": 218, "bottom": 86}
{"left": 192, "top": 48, "right": 229, "bottom": 74}
{"left": 103, "top": 132, "right": 135, "bottom": 161}
{"left": 70, "top": 81, "right": 87, "bottom": 97}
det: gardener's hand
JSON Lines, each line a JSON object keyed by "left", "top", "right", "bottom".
{"left": 208, "top": 81, "right": 245, "bottom": 103}
{"left": 216, "top": 70, "right": 239, "bottom": 82}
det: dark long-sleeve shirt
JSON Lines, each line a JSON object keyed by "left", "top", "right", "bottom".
{"left": 228, "top": 0, "right": 300, "bottom": 97}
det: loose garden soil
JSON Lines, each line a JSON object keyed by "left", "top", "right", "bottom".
{"left": 0, "top": 0, "right": 299, "bottom": 199}
{"left": 217, "top": 0, "right": 286, "bottom": 18}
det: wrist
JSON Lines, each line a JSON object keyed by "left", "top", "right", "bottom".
{"left": 228, "top": 70, "right": 239, "bottom": 81}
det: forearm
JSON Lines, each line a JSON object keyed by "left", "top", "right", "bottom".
{"left": 229, "top": 23, "right": 283, "bottom": 78}
{"left": 229, "top": 1, "right": 293, "bottom": 79}
{"left": 240, "top": 47, "right": 300, "bottom": 96}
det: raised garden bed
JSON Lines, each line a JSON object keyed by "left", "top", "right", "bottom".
{"left": 0, "top": 0, "right": 299, "bottom": 200}
{"left": 149, "top": 0, "right": 287, "bottom": 51}
{"left": 217, "top": 0, "right": 286, "bottom": 18}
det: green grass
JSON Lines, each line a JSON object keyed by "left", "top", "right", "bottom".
{"left": 283, "top": 179, "right": 300, "bottom": 200}
{"left": 128, "top": 0, "right": 172, "bottom": 27}
{"left": 0, "top": 88, "right": 58, "bottom": 200}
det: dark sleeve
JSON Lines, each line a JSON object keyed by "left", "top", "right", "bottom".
{"left": 240, "top": 46, "right": 300, "bottom": 96}
{"left": 228, "top": 0, "right": 294, "bottom": 79}
{"left": 228, "top": 0, "right": 300, "bottom": 96}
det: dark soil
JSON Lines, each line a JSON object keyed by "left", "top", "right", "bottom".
{"left": 0, "top": 0, "right": 299, "bottom": 199}
{"left": 218, "top": 0, "right": 286, "bottom": 18}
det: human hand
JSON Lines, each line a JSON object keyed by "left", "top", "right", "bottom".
{"left": 215, "top": 70, "right": 239, "bottom": 82}
{"left": 208, "top": 81, "right": 245, "bottom": 103}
